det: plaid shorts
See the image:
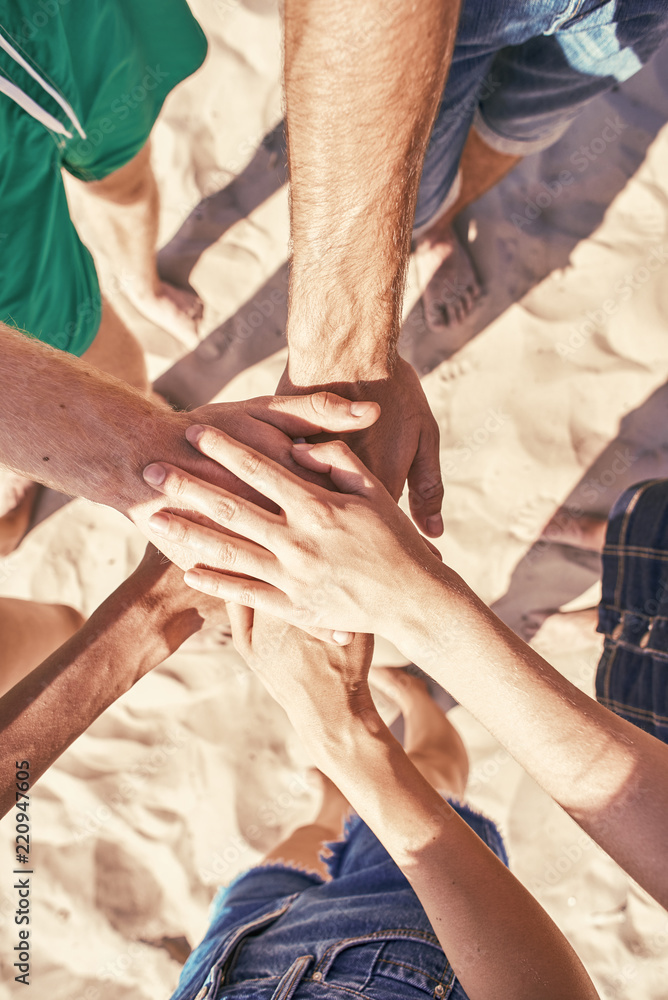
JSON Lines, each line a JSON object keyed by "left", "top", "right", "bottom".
{"left": 596, "top": 479, "right": 668, "bottom": 743}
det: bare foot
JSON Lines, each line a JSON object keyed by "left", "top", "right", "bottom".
{"left": 541, "top": 509, "right": 608, "bottom": 552}
{"left": 370, "top": 666, "right": 469, "bottom": 797}
{"left": 0, "top": 473, "right": 41, "bottom": 557}
{"left": 126, "top": 281, "right": 203, "bottom": 350}
{"left": 412, "top": 224, "right": 482, "bottom": 332}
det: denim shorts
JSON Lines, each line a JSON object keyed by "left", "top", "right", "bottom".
{"left": 170, "top": 800, "right": 508, "bottom": 1000}
{"left": 596, "top": 479, "right": 668, "bottom": 743}
{"left": 415, "top": 0, "right": 668, "bottom": 228}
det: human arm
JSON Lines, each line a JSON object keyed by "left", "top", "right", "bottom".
{"left": 281, "top": 0, "right": 461, "bottom": 533}
{"left": 0, "top": 321, "right": 377, "bottom": 564}
{"left": 142, "top": 428, "right": 668, "bottom": 908}
{"left": 0, "top": 545, "right": 228, "bottom": 818}
{"left": 225, "top": 603, "right": 598, "bottom": 1000}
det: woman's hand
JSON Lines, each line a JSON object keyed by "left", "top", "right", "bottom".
{"left": 143, "top": 425, "right": 446, "bottom": 645}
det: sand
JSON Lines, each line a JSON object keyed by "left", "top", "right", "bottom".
{"left": 2, "top": 1, "right": 668, "bottom": 996}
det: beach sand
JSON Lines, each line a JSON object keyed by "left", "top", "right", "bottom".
{"left": 1, "top": 1, "right": 668, "bottom": 996}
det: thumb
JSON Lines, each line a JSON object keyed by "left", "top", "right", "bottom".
{"left": 407, "top": 428, "right": 444, "bottom": 537}
{"left": 250, "top": 391, "right": 380, "bottom": 437}
{"left": 291, "top": 439, "right": 379, "bottom": 496}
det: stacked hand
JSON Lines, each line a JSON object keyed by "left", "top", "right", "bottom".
{"left": 276, "top": 357, "right": 445, "bottom": 536}
{"left": 143, "top": 424, "right": 447, "bottom": 646}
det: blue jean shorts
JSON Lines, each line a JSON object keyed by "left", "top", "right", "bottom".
{"left": 596, "top": 480, "right": 668, "bottom": 743}
{"left": 415, "top": 0, "right": 668, "bottom": 228}
{"left": 170, "top": 800, "right": 508, "bottom": 1000}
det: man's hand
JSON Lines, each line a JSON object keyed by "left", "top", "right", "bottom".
{"left": 276, "top": 358, "right": 444, "bottom": 536}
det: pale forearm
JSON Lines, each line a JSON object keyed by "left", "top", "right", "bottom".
{"left": 316, "top": 716, "right": 597, "bottom": 1000}
{"left": 393, "top": 571, "right": 668, "bottom": 905}
{"left": 284, "top": 0, "right": 460, "bottom": 371}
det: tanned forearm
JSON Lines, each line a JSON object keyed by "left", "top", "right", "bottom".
{"left": 392, "top": 569, "right": 668, "bottom": 907}
{"left": 284, "top": 0, "right": 460, "bottom": 377}
{"left": 0, "top": 573, "right": 202, "bottom": 818}
{"left": 0, "top": 322, "right": 190, "bottom": 514}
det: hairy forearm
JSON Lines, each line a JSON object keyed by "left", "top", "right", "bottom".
{"left": 0, "top": 578, "right": 199, "bottom": 818}
{"left": 393, "top": 569, "right": 668, "bottom": 906}
{"left": 0, "top": 323, "right": 189, "bottom": 513}
{"left": 284, "top": 0, "right": 460, "bottom": 370}
{"left": 318, "top": 715, "right": 597, "bottom": 999}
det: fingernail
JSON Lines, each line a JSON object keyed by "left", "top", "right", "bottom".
{"left": 426, "top": 514, "right": 444, "bottom": 536}
{"left": 186, "top": 424, "right": 205, "bottom": 445}
{"left": 293, "top": 437, "right": 306, "bottom": 444}
{"left": 143, "top": 463, "right": 166, "bottom": 486}
{"left": 349, "top": 402, "right": 373, "bottom": 417}
{"left": 292, "top": 442, "right": 314, "bottom": 451}
{"left": 148, "top": 512, "right": 170, "bottom": 535}
{"left": 184, "top": 569, "right": 203, "bottom": 588}
{"left": 332, "top": 630, "right": 353, "bottom": 645}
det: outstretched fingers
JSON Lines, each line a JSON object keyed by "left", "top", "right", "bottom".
{"left": 184, "top": 424, "right": 318, "bottom": 509}
{"left": 148, "top": 511, "right": 278, "bottom": 581}
{"left": 143, "top": 458, "right": 286, "bottom": 539}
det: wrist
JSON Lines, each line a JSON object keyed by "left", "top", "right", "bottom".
{"left": 286, "top": 295, "right": 400, "bottom": 382}
{"left": 279, "top": 349, "right": 400, "bottom": 397}
{"left": 114, "top": 407, "right": 191, "bottom": 516}
{"left": 96, "top": 569, "right": 200, "bottom": 683}
{"left": 300, "top": 701, "right": 389, "bottom": 774}
{"left": 387, "top": 563, "right": 477, "bottom": 672}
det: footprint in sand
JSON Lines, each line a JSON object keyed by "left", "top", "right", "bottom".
{"left": 413, "top": 225, "right": 482, "bottom": 331}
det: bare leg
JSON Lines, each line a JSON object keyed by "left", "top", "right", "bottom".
{"left": 540, "top": 508, "right": 608, "bottom": 552}
{"left": 259, "top": 671, "right": 469, "bottom": 879}
{"left": 260, "top": 771, "right": 351, "bottom": 881}
{"left": 81, "top": 141, "right": 203, "bottom": 349}
{"left": 82, "top": 296, "right": 150, "bottom": 392}
{"left": 0, "top": 475, "right": 40, "bottom": 558}
{"left": 0, "top": 597, "right": 84, "bottom": 697}
{"left": 371, "top": 666, "right": 469, "bottom": 798}
{"left": 413, "top": 127, "right": 521, "bottom": 333}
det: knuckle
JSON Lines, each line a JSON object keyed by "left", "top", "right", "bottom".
{"left": 301, "top": 495, "right": 330, "bottom": 529}
{"left": 212, "top": 496, "right": 237, "bottom": 523}
{"left": 415, "top": 476, "right": 444, "bottom": 504}
{"left": 331, "top": 438, "right": 351, "bottom": 457}
{"left": 216, "top": 541, "right": 237, "bottom": 569}
{"left": 310, "top": 391, "right": 330, "bottom": 416}
{"left": 240, "top": 451, "right": 262, "bottom": 479}
{"left": 239, "top": 587, "right": 256, "bottom": 608}
{"left": 165, "top": 471, "right": 190, "bottom": 499}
